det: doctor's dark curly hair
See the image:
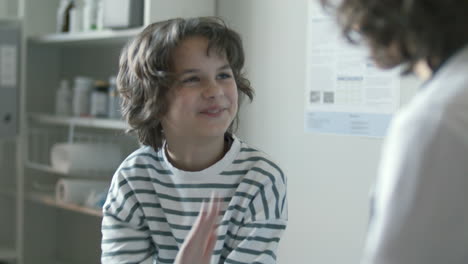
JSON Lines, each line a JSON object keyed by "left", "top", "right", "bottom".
{"left": 320, "top": 0, "right": 468, "bottom": 73}
{"left": 117, "top": 17, "right": 254, "bottom": 150}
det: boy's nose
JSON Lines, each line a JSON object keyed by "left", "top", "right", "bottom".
{"left": 203, "top": 80, "right": 223, "bottom": 98}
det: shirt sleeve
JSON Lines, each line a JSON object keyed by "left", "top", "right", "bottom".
{"left": 362, "top": 108, "right": 468, "bottom": 264}
{"left": 101, "top": 169, "right": 155, "bottom": 264}
{"left": 223, "top": 167, "right": 288, "bottom": 264}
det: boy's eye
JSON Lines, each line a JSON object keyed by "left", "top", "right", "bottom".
{"left": 181, "top": 76, "right": 200, "bottom": 83}
{"left": 217, "top": 72, "right": 232, "bottom": 80}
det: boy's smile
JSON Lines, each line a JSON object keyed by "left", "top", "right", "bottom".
{"left": 199, "top": 104, "right": 228, "bottom": 118}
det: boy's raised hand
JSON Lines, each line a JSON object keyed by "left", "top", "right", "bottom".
{"left": 174, "top": 194, "right": 221, "bottom": 264}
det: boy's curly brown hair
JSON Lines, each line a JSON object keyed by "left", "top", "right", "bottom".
{"left": 117, "top": 17, "right": 254, "bottom": 150}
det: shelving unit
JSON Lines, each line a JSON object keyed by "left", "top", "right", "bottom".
{"left": 4, "top": 182, "right": 104, "bottom": 219}
{"left": 29, "top": 113, "right": 128, "bottom": 130}
{"left": 29, "top": 28, "right": 144, "bottom": 46}
{"left": 28, "top": 192, "right": 102, "bottom": 218}
{"left": 15, "top": 0, "right": 217, "bottom": 263}
{"left": 25, "top": 161, "right": 116, "bottom": 180}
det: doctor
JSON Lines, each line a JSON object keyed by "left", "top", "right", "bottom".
{"left": 320, "top": 0, "right": 468, "bottom": 263}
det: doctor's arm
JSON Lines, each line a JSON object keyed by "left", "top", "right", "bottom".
{"left": 362, "top": 115, "right": 468, "bottom": 264}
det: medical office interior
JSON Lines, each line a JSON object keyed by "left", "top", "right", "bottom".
{"left": 0, "top": 0, "right": 423, "bottom": 263}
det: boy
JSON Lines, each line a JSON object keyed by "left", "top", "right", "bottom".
{"left": 101, "top": 17, "right": 288, "bottom": 264}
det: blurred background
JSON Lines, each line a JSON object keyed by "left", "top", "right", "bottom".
{"left": 0, "top": 0, "right": 421, "bottom": 263}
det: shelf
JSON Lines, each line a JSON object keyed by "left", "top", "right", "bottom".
{"left": 29, "top": 113, "right": 128, "bottom": 130}
{"left": 27, "top": 192, "right": 103, "bottom": 218}
{"left": 28, "top": 27, "right": 143, "bottom": 46}
{"left": 0, "top": 247, "right": 16, "bottom": 262}
{"left": 1, "top": 187, "right": 103, "bottom": 217}
{"left": 26, "top": 162, "right": 63, "bottom": 174}
{"left": 25, "top": 162, "right": 114, "bottom": 180}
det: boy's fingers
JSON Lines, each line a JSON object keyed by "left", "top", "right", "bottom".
{"left": 203, "top": 228, "right": 218, "bottom": 260}
{"left": 188, "top": 193, "right": 222, "bottom": 245}
{"left": 190, "top": 198, "right": 215, "bottom": 242}
{"left": 184, "top": 200, "right": 207, "bottom": 244}
{"left": 205, "top": 195, "right": 220, "bottom": 229}
{"left": 193, "top": 200, "right": 207, "bottom": 228}
{"left": 210, "top": 192, "right": 221, "bottom": 217}
{"left": 202, "top": 196, "right": 218, "bottom": 231}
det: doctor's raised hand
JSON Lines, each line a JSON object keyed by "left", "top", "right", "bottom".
{"left": 175, "top": 196, "right": 221, "bottom": 264}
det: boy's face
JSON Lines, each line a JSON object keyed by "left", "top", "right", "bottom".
{"left": 161, "top": 36, "right": 238, "bottom": 141}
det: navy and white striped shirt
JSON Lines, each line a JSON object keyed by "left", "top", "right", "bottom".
{"left": 101, "top": 135, "right": 288, "bottom": 264}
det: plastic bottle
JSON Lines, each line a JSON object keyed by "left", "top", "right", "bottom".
{"left": 96, "top": 0, "right": 104, "bottom": 30}
{"left": 55, "top": 80, "right": 72, "bottom": 116}
{"left": 107, "top": 76, "right": 121, "bottom": 119}
{"left": 90, "top": 80, "right": 109, "bottom": 118}
{"left": 83, "top": 0, "right": 99, "bottom": 31}
{"left": 69, "top": 0, "right": 84, "bottom": 33}
{"left": 72, "top": 76, "right": 93, "bottom": 117}
{"left": 56, "top": 0, "right": 74, "bottom": 33}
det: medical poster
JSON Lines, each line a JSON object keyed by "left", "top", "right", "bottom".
{"left": 305, "top": 1, "right": 400, "bottom": 138}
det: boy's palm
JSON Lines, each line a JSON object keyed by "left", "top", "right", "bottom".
{"left": 174, "top": 196, "right": 220, "bottom": 264}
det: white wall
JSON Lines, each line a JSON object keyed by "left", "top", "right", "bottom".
{"left": 218, "top": 0, "right": 420, "bottom": 263}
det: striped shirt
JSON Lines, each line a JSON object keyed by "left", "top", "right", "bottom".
{"left": 101, "top": 135, "right": 288, "bottom": 264}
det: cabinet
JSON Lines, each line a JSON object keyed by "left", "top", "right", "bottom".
{"left": 13, "top": 0, "right": 216, "bottom": 263}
